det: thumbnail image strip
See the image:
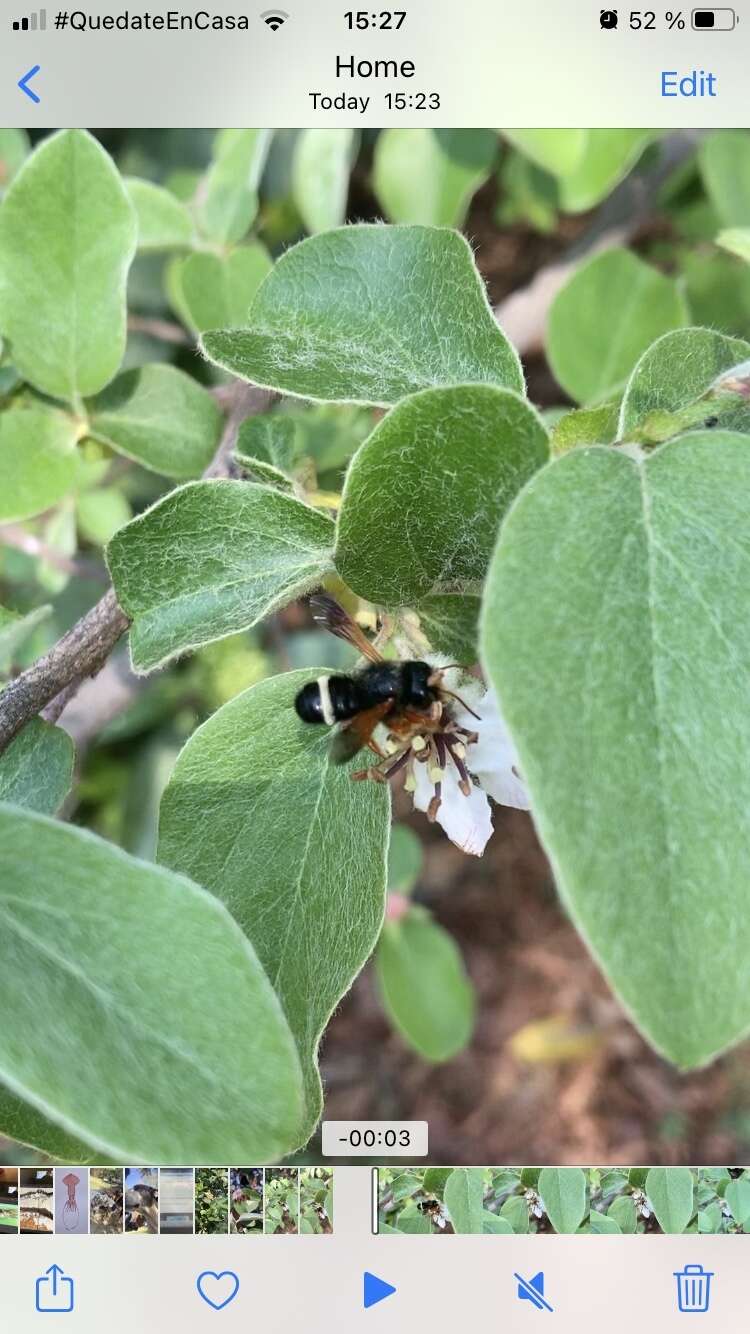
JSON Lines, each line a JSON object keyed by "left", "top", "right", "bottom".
{"left": 54, "top": 1168, "right": 89, "bottom": 1234}
{"left": 19, "top": 1168, "right": 53, "bottom": 1234}
{"left": 90, "top": 1169, "right": 124, "bottom": 1234}
{"left": 264, "top": 1168, "right": 299, "bottom": 1234}
{"left": 0, "top": 1168, "right": 19, "bottom": 1235}
{"left": 124, "top": 1168, "right": 159, "bottom": 1233}
{"left": 377, "top": 1167, "right": 750, "bottom": 1234}
{"left": 299, "top": 1167, "right": 333, "bottom": 1234}
{"left": 159, "top": 1168, "right": 194, "bottom": 1235}
{"left": 230, "top": 1168, "right": 264, "bottom": 1235}
{"left": 195, "top": 1168, "right": 229, "bottom": 1235}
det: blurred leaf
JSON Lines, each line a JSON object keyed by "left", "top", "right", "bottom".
{"left": 557, "top": 130, "right": 652, "bottom": 211}
{"left": 503, "top": 129, "right": 586, "bottom": 176}
{"left": 608, "top": 1195, "right": 637, "bottom": 1233}
{"left": 0, "top": 129, "right": 30, "bottom": 193}
{"left": 483, "top": 430, "right": 750, "bottom": 1067}
{"left": 416, "top": 595, "right": 481, "bottom": 663}
{"left": 547, "top": 249, "right": 688, "bottom": 404}
{"left": 0, "top": 804, "right": 304, "bottom": 1161}
{"left": 698, "top": 1202, "right": 722, "bottom": 1233}
{"left": 376, "top": 908, "right": 475, "bottom": 1062}
{"left": 422, "top": 1168, "right": 452, "bottom": 1195}
{"left": 589, "top": 1210, "right": 621, "bottom": 1233}
{"left": 167, "top": 245, "right": 272, "bottom": 333}
{"left": 0, "top": 405, "right": 80, "bottom": 523}
{"left": 373, "top": 129, "right": 496, "bottom": 227}
{"left": 87, "top": 364, "right": 222, "bottom": 479}
{"left": 0, "top": 719, "right": 73, "bottom": 814}
{"left": 199, "top": 128, "right": 271, "bottom": 246}
{"left": 158, "top": 670, "right": 390, "bottom": 1133}
{"left": 500, "top": 1195, "right": 528, "bottom": 1232}
{"left": 645, "top": 1168, "right": 694, "bottom": 1233}
{"left": 125, "top": 177, "right": 194, "bottom": 251}
{"left": 202, "top": 225, "right": 524, "bottom": 406}
{"left": 336, "top": 385, "right": 548, "bottom": 607}
{"left": 717, "top": 227, "right": 750, "bottom": 264}
{"left": 538, "top": 1168, "right": 587, "bottom": 1234}
{"left": 0, "top": 129, "right": 136, "bottom": 400}
{"left": 396, "top": 1208, "right": 432, "bottom": 1233}
{"left": 292, "top": 129, "right": 355, "bottom": 233}
{"left": 482, "top": 1210, "right": 513, "bottom": 1233}
{"left": 443, "top": 1168, "right": 484, "bottom": 1233}
{"left": 386, "top": 824, "right": 424, "bottom": 894}
{"left": 107, "top": 480, "right": 335, "bottom": 672}
{"left": 699, "top": 130, "right": 750, "bottom": 226}
{"left": 0, "top": 604, "right": 52, "bottom": 674}
{"left": 724, "top": 1178, "right": 750, "bottom": 1226}
{"left": 76, "top": 486, "right": 133, "bottom": 545}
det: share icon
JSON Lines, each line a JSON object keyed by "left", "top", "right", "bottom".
{"left": 514, "top": 1271, "right": 554, "bottom": 1313}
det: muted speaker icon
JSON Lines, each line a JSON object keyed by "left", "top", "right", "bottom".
{"left": 12, "top": 8, "right": 46, "bottom": 29}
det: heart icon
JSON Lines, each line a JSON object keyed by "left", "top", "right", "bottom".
{"left": 196, "top": 1270, "right": 240, "bottom": 1311}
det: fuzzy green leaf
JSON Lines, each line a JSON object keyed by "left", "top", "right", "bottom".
{"left": 235, "top": 414, "right": 298, "bottom": 488}
{"left": 335, "top": 385, "right": 548, "bottom": 606}
{"left": 125, "top": 177, "right": 194, "bottom": 251}
{"left": 0, "top": 719, "right": 73, "bottom": 815}
{"left": 619, "top": 328, "right": 750, "bottom": 439}
{"left": 0, "top": 406, "right": 80, "bottom": 523}
{"left": 416, "top": 594, "right": 481, "bottom": 662}
{"left": 0, "top": 129, "right": 29, "bottom": 193}
{"left": 107, "top": 481, "right": 335, "bottom": 672}
{"left": 0, "top": 804, "right": 303, "bottom": 1161}
{"left": 201, "top": 225, "right": 524, "bottom": 406}
{"left": 0, "top": 1087, "right": 99, "bottom": 1163}
{"left": 373, "top": 130, "right": 496, "bottom": 227}
{"left": 547, "top": 249, "right": 688, "bottom": 405}
{"left": 538, "top": 1168, "right": 587, "bottom": 1233}
{"left": 167, "top": 245, "right": 272, "bottom": 334}
{"left": 87, "top": 364, "right": 222, "bottom": 479}
{"left": 482, "top": 431, "right": 750, "bottom": 1066}
{"left": 645, "top": 1168, "right": 694, "bottom": 1233}
{"left": 443, "top": 1168, "right": 484, "bottom": 1233}
{"left": 375, "top": 908, "right": 475, "bottom": 1062}
{"left": 157, "top": 670, "right": 390, "bottom": 1130}
{"left": 0, "top": 129, "right": 136, "bottom": 401}
{"left": 550, "top": 401, "right": 620, "bottom": 454}
{"left": 292, "top": 129, "right": 354, "bottom": 233}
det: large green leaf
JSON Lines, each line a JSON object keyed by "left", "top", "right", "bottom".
{"left": 503, "top": 129, "right": 587, "bottom": 177}
{"left": 547, "top": 249, "right": 688, "bottom": 404}
{"left": 199, "top": 128, "right": 270, "bottom": 246}
{"left": 0, "top": 129, "right": 29, "bottom": 193}
{"left": 373, "top": 130, "right": 496, "bottom": 227}
{"left": 619, "top": 328, "right": 750, "bottom": 438}
{"left": 538, "top": 1168, "right": 587, "bottom": 1233}
{"left": 443, "top": 1168, "right": 484, "bottom": 1233}
{"left": 0, "top": 405, "right": 80, "bottom": 523}
{"left": 0, "top": 719, "right": 73, "bottom": 815}
{"left": 157, "top": 671, "right": 390, "bottom": 1127}
{"left": 375, "top": 908, "right": 475, "bottom": 1062}
{"left": 0, "top": 1087, "right": 99, "bottom": 1163}
{"left": 0, "top": 129, "right": 136, "bottom": 401}
{"left": 0, "top": 804, "right": 303, "bottom": 1161}
{"left": 335, "top": 385, "right": 548, "bottom": 606}
{"left": 482, "top": 431, "right": 750, "bottom": 1066}
{"left": 292, "top": 129, "right": 354, "bottom": 233}
{"left": 645, "top": 1168, "right": 694, "bottom": 1233}
{"left": 202, "top": 225, "right": 524, "bottom": 406}
{"left": 724, "top": 1177, "right": 750, "bottom": 1226}
{"left": 107, "top": 480, "right": 335, "bottom": 672}
{"left": 699, "top": 131, "right": 750, "bottom": 226}
{"left": 87, "top": 364, "right": 222, "bottom": 479}
{"left": 167, "top": 245, "right": 272, "bottom": 334}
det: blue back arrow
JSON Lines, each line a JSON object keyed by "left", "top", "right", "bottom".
{"left": 18, "top": 65, "right": 41, "bottom": 103}
{"left": 364, "top": 1272, "right": 397, "bottom": 1309}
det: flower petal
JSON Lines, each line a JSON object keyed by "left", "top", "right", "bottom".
{"left": 412, "top": 757, "right": 494, "bottom": 856}
{"left": 454, "top": 686, "right": 530, "bottom": 811}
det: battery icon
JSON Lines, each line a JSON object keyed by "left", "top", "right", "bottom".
{"left": 692, "top": 7, "right": 737, "bottom": 26}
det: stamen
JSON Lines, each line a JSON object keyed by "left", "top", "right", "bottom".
{"left": 404, "top": 771, "right": 417, "bottom": 793}
{"left": 428, "top": 784, "right": 442, "bottom": 822}
{"left": 411, "top": 734, "right": 426, "bottom": 751}
{"left": 428, "top": 766, "right": 445, "bottom": 784}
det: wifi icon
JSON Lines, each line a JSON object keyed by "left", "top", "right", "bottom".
{"left": 260, "top": 8, "right": 289, "bottom": 28}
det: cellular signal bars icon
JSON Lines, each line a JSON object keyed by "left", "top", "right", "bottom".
{"left": 12, "top": 8, "right": 47, "bottom": 28}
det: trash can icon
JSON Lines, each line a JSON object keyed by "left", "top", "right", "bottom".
{"left": 674, "top": 1264, "right": 714, "bottom": 1313}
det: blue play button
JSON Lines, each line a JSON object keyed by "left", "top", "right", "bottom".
{"left": 363, "top": 1272, "right": 397, "bottom": 1309}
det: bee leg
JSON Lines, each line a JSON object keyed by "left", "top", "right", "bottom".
{"left": 367, "top": 738, "right": 387, "bottom": 759}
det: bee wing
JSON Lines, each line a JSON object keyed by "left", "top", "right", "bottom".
{"left": 310, "top": 594, "right": 383, "bottom": 664}
{"left": 330, "top": 699, "right": 393, "bottom": 765}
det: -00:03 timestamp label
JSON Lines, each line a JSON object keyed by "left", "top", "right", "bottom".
{"left": 321, "top": 1121, "right": 428, "bottom": 1156}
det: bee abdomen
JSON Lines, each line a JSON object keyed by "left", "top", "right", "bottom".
{"left": 294, "top": 675, "right": 364, "bottom": 725}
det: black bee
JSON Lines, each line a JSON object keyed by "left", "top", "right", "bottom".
{"left": 417, "top": 1197, "right": 449, "bottom": 1229}
{"left": 294, "top": 595, "right": 455, "bottom": 765}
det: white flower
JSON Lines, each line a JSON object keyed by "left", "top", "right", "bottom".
{"left": 405, "top": 672, "right": 529, "bottom": 857}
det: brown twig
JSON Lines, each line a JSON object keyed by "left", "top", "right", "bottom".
{"left": 127, "top": 314, "right": 191, "bottom": 346}
{"left": 0, "top": 380, "right": 276, "bottom": 755}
